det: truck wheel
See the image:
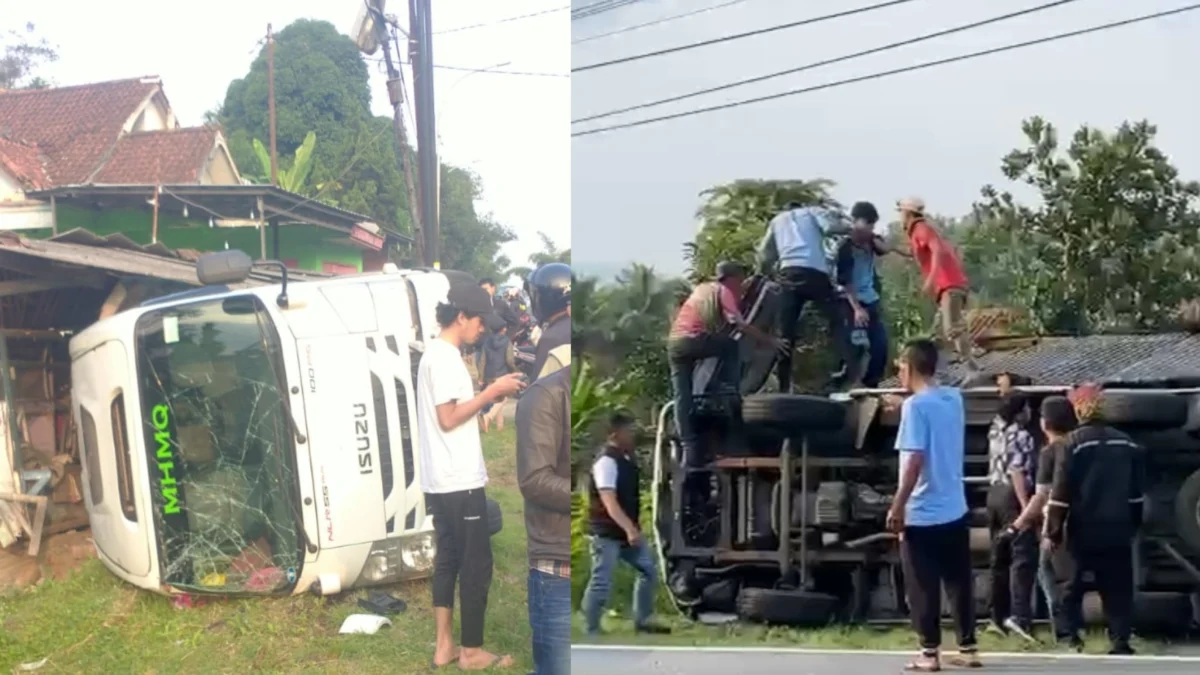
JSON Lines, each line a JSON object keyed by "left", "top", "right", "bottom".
{"left": 742, "top": 394, "right": 847, "bottom": 435}
{"left": 486, "top": 498, "right": 502, "bottom": 536}
{"left": 1102, "top": 392, "right": 1188, "bottom": 429}
{"left": 1175, "top": 469, "right": 1200, "bottom": 554}
{"left": 736, "top": 587, "right": 839, "bottom": 626}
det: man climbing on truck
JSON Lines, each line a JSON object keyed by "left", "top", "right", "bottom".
{"left": 667, "top": 261, "right": 784, "bottom": 466}
{"left": 897, "top": 197, "right": 980, "bottom": 376}
{"left": 757, "top": 201, "right": 855, "bottom": 393}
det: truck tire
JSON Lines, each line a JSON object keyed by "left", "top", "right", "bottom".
{"left": 487, "top": 498, "right": 503, "bottom": 536}
{"left": 1102, "top": 392, "right": 1188, "bottom": 429}
{"left": 736, "top": 587, "right": 839, "bottom": 626}
{"left": 742, "top": 394, "right": 847, "bottom": 435}
{"left": 1175, "top": 469, "right": 1200, "bottom": 554}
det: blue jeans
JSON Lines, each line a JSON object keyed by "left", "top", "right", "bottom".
{"left": 527, "top": 568, "right": 570, "bottom": 675}
{"left": 1038, "top": 545, "right": 1064, "bottom": 638}
{"left": 839, "top": 300, "right": 889, "bottom": 388}
{"left": 581, "top": 536, "right": 657, "bottom": 633}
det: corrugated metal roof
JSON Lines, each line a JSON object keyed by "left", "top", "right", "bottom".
{"left": 0, "top": 230, "right": 327, "bottom": 288}
{"left": 880, "top": 332, "right": 1200, "bottom": 387}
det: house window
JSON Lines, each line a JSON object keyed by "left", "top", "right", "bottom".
{"left": 111, "top": 393, "right": 138, "bottom": 522}
{"left": 80, "top": 406, "right": 103, "bottom": 506}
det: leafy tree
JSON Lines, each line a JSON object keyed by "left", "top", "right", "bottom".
{"left": 216, "top": 19, "right": 517, "bottom": 278}
{"left": 685, "top": 179, "right": 838, "bottom": 283}
{"left": 1, "top": 22, "right": 57, "bottom": 89}
{"left": 976, "top": 117, "right": 1200, "bottom": 334}
{"left": 438, "top": 164, "right": 515, "bottom": 280}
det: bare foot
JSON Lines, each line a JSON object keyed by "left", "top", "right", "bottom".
{"left": 433, "top": 646, "right": 460, "bottom": 668}
{"left": 458, "top": 650, "right": 514, "bottom": 670}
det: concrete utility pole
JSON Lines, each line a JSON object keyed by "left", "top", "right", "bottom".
{"left": 409, "top": 0, "right": 439, "bottom": 269}
{"left": 372, "top": 17, "right": 425, "bottom": 266}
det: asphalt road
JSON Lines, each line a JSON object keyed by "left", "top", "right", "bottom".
{"left": 571, "top": 646, "right": 1200, "bottom": 675}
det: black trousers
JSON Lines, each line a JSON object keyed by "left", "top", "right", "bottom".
{"left": 775, "top": 266, "right": 850, "bottom": 393}
{"left": 427, "top": 488, "right": 494, "bottom": 648}
{"left": 901, "top": 515, "right": 977, "bottom": 652}
{"left": 1056, "top": 541, "right": 1135, "bottom": 647}
{"left": 986, "top": 484, "right": 1038, "bottom": 625}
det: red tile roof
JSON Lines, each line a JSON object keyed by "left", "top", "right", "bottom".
{"left": 0, "top": 135, "right": 50, "bottom": 190}
{"left": 91, "top": 127, "right": 219, "bottom": 185}
{"left": 0, "top": 77, "right": 161, "bottom": 186}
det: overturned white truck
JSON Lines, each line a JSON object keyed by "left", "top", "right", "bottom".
{"left": 655, "top": 277, "right": 1200, "bottom": 630}
{"left": 72, "top": 251, "right": 499, "bottom": 596}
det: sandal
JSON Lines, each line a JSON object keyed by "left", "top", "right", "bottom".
{"left": 904, "top": 653, "right": 941, "bottom": 672}
{"left": 945, "top": 649, "right": 982, "bottom": 668}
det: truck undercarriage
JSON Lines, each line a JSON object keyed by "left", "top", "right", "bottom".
{"left": 653, "top": 280, "right": 1200, "bottom": 632}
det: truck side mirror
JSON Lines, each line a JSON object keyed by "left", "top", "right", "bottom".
{"left": 197, "top": 250, "right": 253, "bottom": 286}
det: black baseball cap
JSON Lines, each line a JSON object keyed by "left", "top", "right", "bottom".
{"left": 446, "top": 281, "right": 505, "bottom": 330}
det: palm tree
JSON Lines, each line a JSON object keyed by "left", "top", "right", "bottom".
{"left": 685, "top": 178, "right": 839, "bottom": 282}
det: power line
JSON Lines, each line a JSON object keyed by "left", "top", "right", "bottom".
{"left": 574, "top": 0, "right": 1084, "bottom": 124}
{"left": 417, "top": 62, "right": 568, "bottom": 78}
{"left": 368, "top": 56, "right": 568, "bottom": 77}
{"left": 572, "top": 3, "right": 1200, "bottom": 138}
{"left": 434, "top": 5, "right": 569, "bottom": 35}
{"left": 573, "top": 0, "right": 648, "bottom": 21}
{"left": 573, "top": 0, "right": 923, "bottom": 72}
{"left": 573, "top": 0, "right": 753, "bottom": 45}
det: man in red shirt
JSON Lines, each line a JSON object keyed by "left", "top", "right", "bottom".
{"left": 668, "top": 261, "right": 783, "bottom": 464}
{"left": 898, "top": 197, "right": 979, "bottom": 372}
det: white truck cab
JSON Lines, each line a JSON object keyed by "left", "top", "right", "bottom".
{"left": 70, "top": 251, "right": 463, "bottom": 596}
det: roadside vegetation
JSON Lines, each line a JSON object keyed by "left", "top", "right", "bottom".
{"left": 0, "top": 429, "right": 531, "bottom": 674}
{"left": 570, "top": 117, "right": 1200, "bottom": 646}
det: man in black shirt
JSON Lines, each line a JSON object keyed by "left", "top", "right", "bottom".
{"left": 580, "top": 412, "right": 669, "bottom": 636}
{"left": 1008, "top": 396, "right": 1079, "bottom": 643}
{"left": 1045, "top": 384, "right": 1146, "bottom": 655}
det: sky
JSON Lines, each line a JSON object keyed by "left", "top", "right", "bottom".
{"left": 571, "top": 0, "right": 1200, "bottom": 282}
{"left": 7, "top": 0, "right": 569, "bottom": 274}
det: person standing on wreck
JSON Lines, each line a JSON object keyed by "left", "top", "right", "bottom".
{"left": 897, "top": 197, "right": 980, "bottom": 377}
{"left": 757, "top": 201, "right": 855, "bottom": 393}
{"left": 886, "top": 338, "right": 980, "bottom": 671}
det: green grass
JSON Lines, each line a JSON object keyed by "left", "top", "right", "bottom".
{"left": 572, "top": 612, "right": 1170, "bottom": 655}
{"left": 0, "top": 427, "right": 532, "bottom": 674}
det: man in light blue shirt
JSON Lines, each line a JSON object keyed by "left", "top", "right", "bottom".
{"left": 886, "top": 338, "right": 978, "bottom": 671}
{"left": 756, "top": 202, "right": 853, "bottom": 392}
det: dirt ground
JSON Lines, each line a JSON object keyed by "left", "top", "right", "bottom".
{"left": 0, "top": 528, "right": 95, "bottom": 593}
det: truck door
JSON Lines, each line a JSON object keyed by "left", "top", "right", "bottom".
{"left": 72, "top": 340, "right": 153, "bottom": 580}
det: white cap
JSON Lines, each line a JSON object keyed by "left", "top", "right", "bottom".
{"left": 897, "top": 196, "right": 926, "bottom": 214}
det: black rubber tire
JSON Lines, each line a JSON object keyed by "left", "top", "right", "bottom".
{"left": 1101, "top": 392, "right": 1188, "bottom": 429}
{"left": 487, "top": 498, "right": 503, "bottom": 536}
{"left": 1135, "top": 591, "right": 1194, "bottom": 634}
{"left": 742, "top": 394, "right": 847, "bottom": 434}
{"left": 736, "top": 587, "right": 839, "bottom": 626}
{"left": 1175, "top": 469, "right": 1200, "bottom": 554}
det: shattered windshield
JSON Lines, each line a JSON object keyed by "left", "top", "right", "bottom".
{"left": 135, "top": 295, "right": 303, "bottom": 594}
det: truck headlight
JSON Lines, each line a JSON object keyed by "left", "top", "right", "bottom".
{"left": 354, "top": 531, "right": 437, "bottom": 587}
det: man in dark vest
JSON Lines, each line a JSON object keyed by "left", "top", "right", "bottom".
{"left": 580, "top": 411, "right": 669, "bottom": 636}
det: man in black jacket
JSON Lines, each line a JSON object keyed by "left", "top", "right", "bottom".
{"left": 528, "top": 263, "right": 571, "bottom": 379}
{"left": 1045, "top": 384, "right": 1146, "bottom": 654}
{"left": 516, "top": 367, "right": 570, "bottom": 675}
{"left": 581, "top": 412, "right": 669, "bottom": 636}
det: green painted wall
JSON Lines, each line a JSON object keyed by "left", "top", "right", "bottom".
{"left": 36, "top": 205, "right": 364, "bottom": 273}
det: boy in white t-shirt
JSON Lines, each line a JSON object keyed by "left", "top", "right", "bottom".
{"left": 417, "top": 280, "right": 526, "bottom": 670}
